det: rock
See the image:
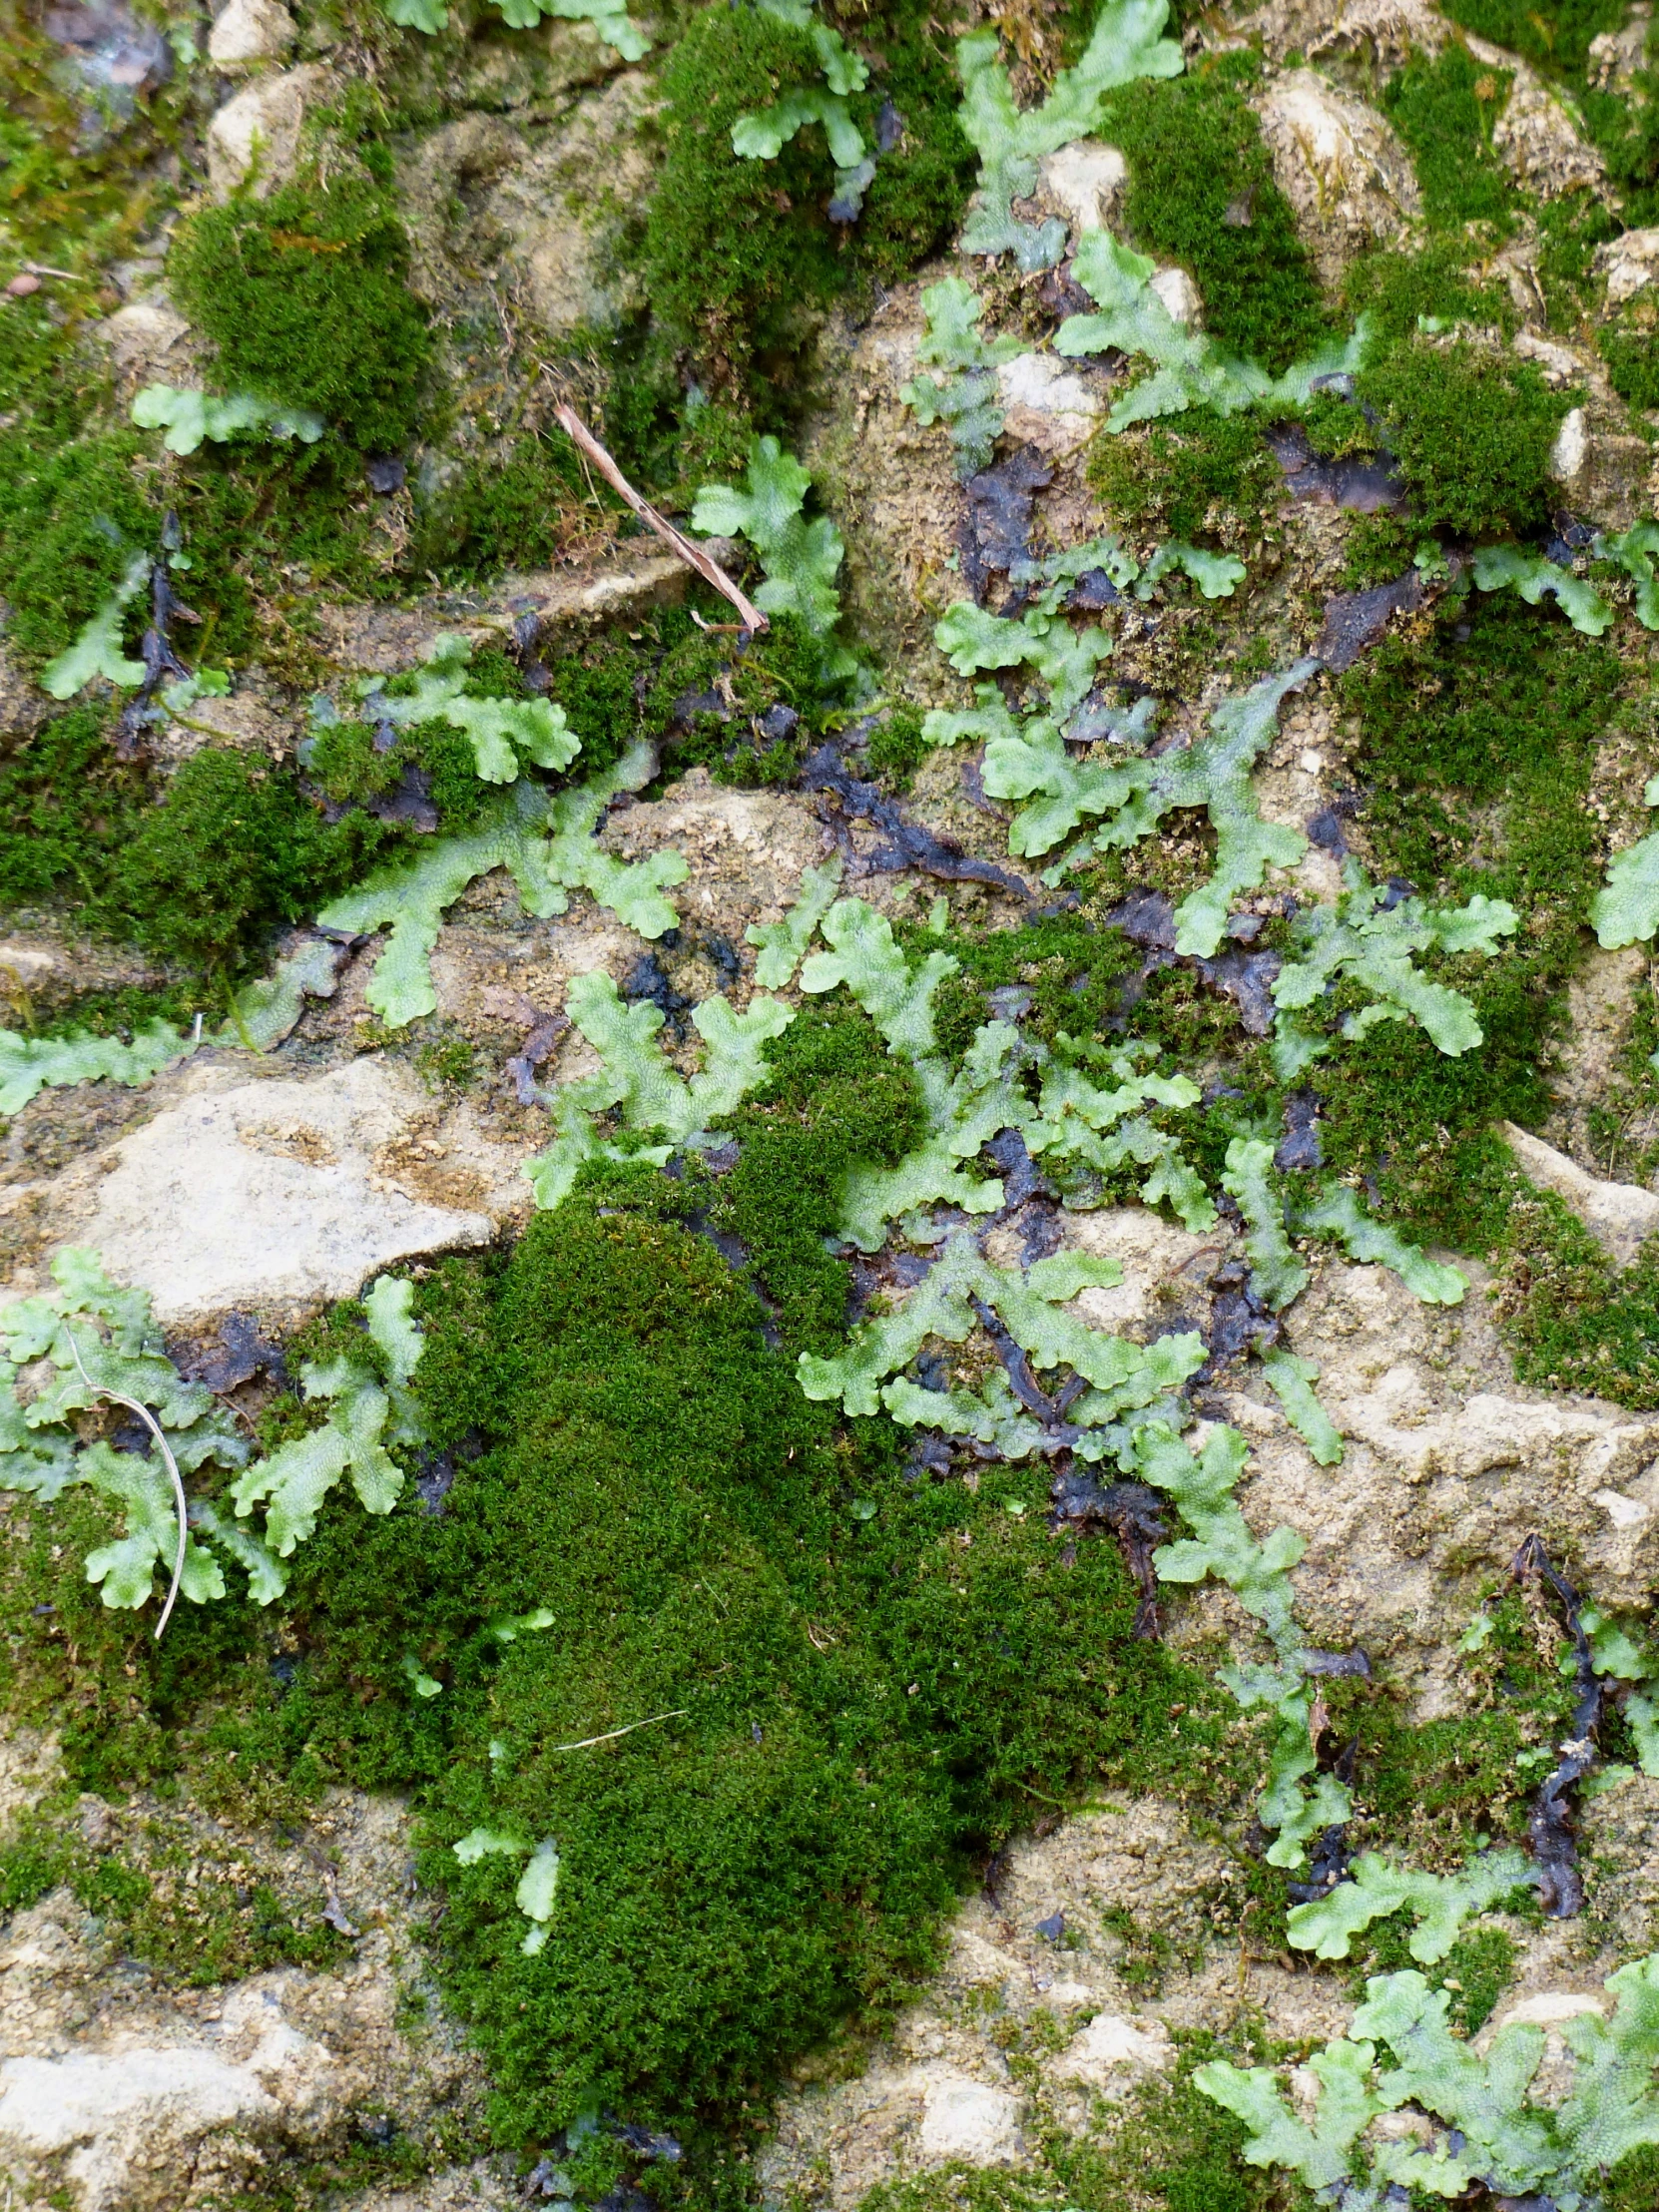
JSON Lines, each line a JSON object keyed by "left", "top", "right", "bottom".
{"left": 60, "top": 1053, "right": 531, "bottom": 1328}
{"left": 1498, "top": 1120, "right": 1659, "bottom": 1268}
{"left": 0, "top": 641, "right": 53, "bottom": 748}
{"left": 395, "top": 75, "right": 657, "bottom": 338}
{"left": 0, "top": 1785, "right": 496, "bottom": 2212}
{"left": 1055, "top": 2011, "right": 1174, "bottom": 2085}
{"left": 1228, "top": 1253, "right": 1659, "bottom": 1698}
{"left": 916, "top": 2075, "right": 1023, "bottom": 2163}
{"left": 1476, "top": 46, "right": 1607, "bottom": 199}
{"left": 1589, "top": 6, "right": 1654, "bottom": 91}
{"left": 94, "top": 294, "right": 194, "bottom": 388}
{"left": 761, "top": 1798, "right": 1355, "bottom": 2210}
{"left": 1545, "top": 405, "right": 1655, "bottom": 529}
{"left": 1254, "top": 68, "right": 1420, "bottom": 290}
{"left": 494, "top": 73, "right": 658, "bottom": 335}
{"left": 1242, "top": 0, "right": 1447, "bottom": 68}
{"left": 150, "top": 686, "right": 294, "bottom": 769}
{"left": 599, "top": 770, "right": 832, "bottom": 954}
{"left": 802, "top": 285, "right": 971, "bottom": 692}
{"left": 206, "top": 0, "right": 296, "bottom": 70}
{"left": 310, "top": 541, "right": 727, "bottom": 676}
{"left": 995, "top": 351, "right": 1106, "bottom": 457}
{"left": 1149, "top": 265, "right": 1202, "bottom": 325}
{"left": 206, "top": 65, "right": 332, "bottom": 201}
{"left": 1035, "top": 139, "right": 1127, "bottom": 238}
{"left": 1597, "top": 224, "right": 1659, "bottom": 307}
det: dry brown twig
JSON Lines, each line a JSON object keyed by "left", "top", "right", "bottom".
{"left": 548, "top": 396, "right": 770, "bottom": 633}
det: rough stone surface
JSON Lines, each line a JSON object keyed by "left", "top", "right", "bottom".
{"left": 207, "top": 65, "right": 333, "bottom": 200}
{"left": 207, "top": 0, "right": 297, "bottom": 70}
{"left": 0, "top": 1756, "right": 503, "bottom": 2212}
{"left": 1035, "top": 138, "right": 1128, "bottom": 239}
{"left": 1254, "top": 68, "right": 1419, "bottom": 289}
{"left": 1498, "top": 1120, "right": 1659, "bottom": 1267}
{"left": 49, "top": 1054, "right": 528, "bottom": 1328}
{"left": 395, "top": 73, "right": 656, "bottom": 337}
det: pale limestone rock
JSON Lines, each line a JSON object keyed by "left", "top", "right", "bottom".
{"left": 1055, "top": 2011, "right": 1174, "bottom": 2085}
{"left": 1243, "top": 0, "right": 1447, "bottom": 67}
{"left": 1498, "top": 1121, "right": 1659, "bottom": 1268}
{"left": 916, "top": 2076, "right": 1023, "bottom": 2163}
{"left": 1516, "top": 329, "right": 1591, "bottom": 382}
{"left": 762, "top": 1800, "right": 1354, "bottom": 2210}
{"left": 995, "top": 350, "right": 1104, "bottom": 457}
{"left": 1589, "top": 7, "right": 1654, "bottom": 90}
{"left": 1474, "top": 44, "right": 1607, "bottom": 199}
{"left": 1497, "top": 1989, "right": 1608, "bottom": 2027}
{"left": 207, "top": 66, "right": 332, "bottom": 200}
{"left": 1036, "top": 139, "right": 1127, "bottom": 238}
{"left": 151, "top": 687, "right": 295, "bottom": 769}
{"left": 71, "top": 1055, "right": 528, "bottom": 1327}
{"left": 207, "top": 0, "right": 296, "bottom": 70}
{"left": 1597, "top": 224, "right": 1659, "bottom": 306}
{"left": 0, "top": 1793, "right": 498, "bottom": 2212}
{"left": 1540, "top": 402, "right": 1654, "bottom": 527}
{"left": 1254, "top": 68, "right": 1419, "bottom": 289}
{"left": 0, "top": 2036, "right": 305, "bottom": 2212}
{"left": 96, "top": 294, "right": 192, "bottom": 384}
{"left": 395, "top": 76, "right": 657, "bottom": 336}
{"left": 1217, "top": 1253, "right": 1659, "bottom": 1688}
{"left": 1149, "top": 265, "right": 1202, "bottom": 325}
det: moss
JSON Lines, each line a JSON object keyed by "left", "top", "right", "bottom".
{"left": 863, "top": 705, "right": 930, "bottom": 790}
{"left": 1314, "top": 1589, "right": 1582, "bottom": 1868}
{"left": 1342, "top": 240, "right": 1516, "bottom": 341}
{"left": 0, "top": 705, "right": 144, "bottom": 911}
{"left": 1354, "top": 337, "right": 1571, "bottom": 540}
{"left": 1101, "top": 54, "right": 1332, "bottom": 374}
{"left": 540, "top": 599, "right": 832, "bottom": 791}
{"left": 1351, "top": 1917, "right": 1517, "bottom": 2034}
{"left": 250, "top": 1198, "right": 1222, "bottom": 2146}
{"left": 0, "top": 424, "right": 155, "bottom": 663}
{"left": 1436, "top": 0, "right": 1626, "bottom": 78}
{"left": 1602, "top": 323, "right": 1659, "bottom": 414}
{"left": 710, "top": 996, "right": 927, "bottom": 1353}
{"left": 1489, "top": 1192, "right": 1659, "bottom": 1407}
{"left": 1321, "top": 597, "right": 1620, "bottom": 1246}
{"left": 170, "top": 179, "right": 434, "bottom": 455}
{"left": 639, "top": 0, "right": 971, "bottom": 404}
{"left": 640, "top": 7, "right": 858, "bottom": 392}
{"left": 406, "top": 433, "right": 603, "bottom": 583}
{"left": 1535, "top": 192, "right": 1621, "bottom": 330}
{"left": 1608, "top": 2142, "right": 1659, "bottom": 2210}
{"left": 1380, "top": 45, "right": 1517, "bottom": 233}
{"left": 1087, "top": 407, "right": 1279, "bottom": 541}
{"left": 104, "top": 748, "right": 403, "bottom": 974}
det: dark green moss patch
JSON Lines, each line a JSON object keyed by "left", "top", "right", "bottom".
{"left": 1088, "top": 406, "right": 1280, "bottom": 541}
{"left": 103, "top": 747, "right": 402, "bottom": 974}
{"left": 252, "top": 1199, "right": 1227, "bottom": 2146}
{"left": 171, "top": 179, "right": 434, "bottom": 455}
{"left": 0, "top": 425, "right": 155, "bottom": 664}
{"left": 709, "top": 996, "right": 926, "bottom": 1352}
{"left": 640, "top": 0, "right": 973, "bottom": 404}
{"left": 1380, "top": 45, "right": 1516, "bottom": 233}
{"left": 1354, "top": 338, "right": 1571, "bottom": 539}
{"left": 1322, "top": 596, "right": 1620, "bottom": 1247}
{"left": 1102, "top": 54, "right": 1333, "bottom": 374}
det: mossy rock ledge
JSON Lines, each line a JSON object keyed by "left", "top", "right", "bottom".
{"left": 8, "top": 2, "right": 1659, "bottom": 2209}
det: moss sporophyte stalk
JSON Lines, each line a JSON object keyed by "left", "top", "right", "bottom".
{"left": 14, "top": 0, "right": 1659, "bottom": 2202}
